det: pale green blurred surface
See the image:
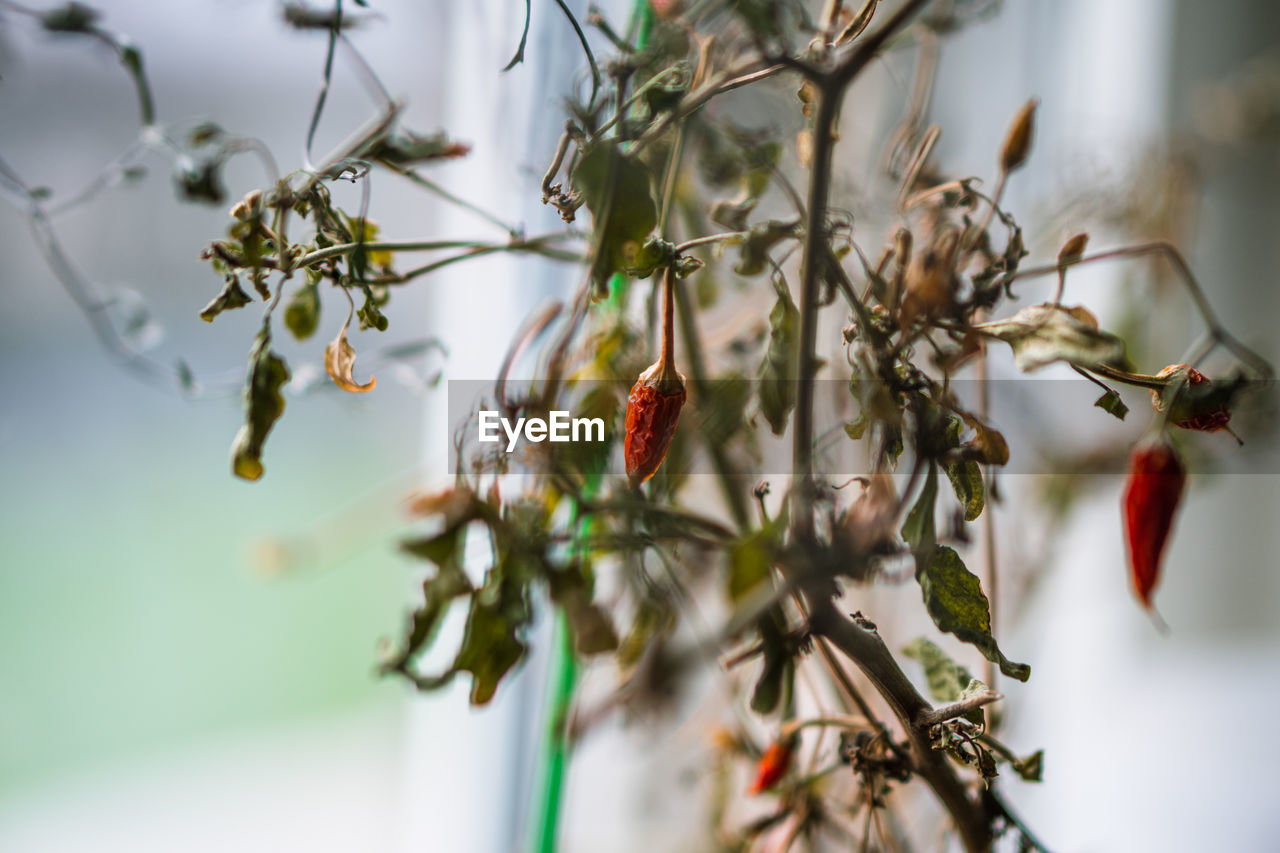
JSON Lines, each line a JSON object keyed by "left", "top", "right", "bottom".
{"left": 0, "top": 349, "right": 422, "bottom": 793}
{"left": 0, "top": 0, "right": 442, "bottom": 800}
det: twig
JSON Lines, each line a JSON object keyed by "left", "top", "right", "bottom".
{"left": 916, "top": 690, "right": 1003, "bottom": 728}
{"left": 553, "top": 0, "right": 603, "bottom": 106}
{"left": 1004, "top": 242, "right": 1273, "bottom": 378}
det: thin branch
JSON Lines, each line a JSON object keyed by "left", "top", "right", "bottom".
{"left": 1004, "top": 242, "right": 1273, "bottom": 377}
{"left": 553, "top": 0, "right": 603, "bottom": 106}
{"left": 916, "top": 690, "right": 1003, "bottom": 728}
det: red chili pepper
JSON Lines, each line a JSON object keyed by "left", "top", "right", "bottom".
{"left": 624, "top": 377, "right": 685, "bottom": 487}
{"left": 624, "top": 266, "right": 685, "bottom": 488}
{"left": 748, "top": 739, "right": 794, "bottom": 795}
{"left": 1150, "top": 364, "right": 1232, "bottom": 433}
{"left": 1122, "top": 441, "right": 1186, "bottom": 609}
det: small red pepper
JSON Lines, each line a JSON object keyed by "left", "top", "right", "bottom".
{"left": 1122, "top": 440, "right": 1186, "bottom": 609}
{"left": 624, "top": 377, "right": 685, "bottom": 487}
{"left": 624, "top": 266, "right": 686, "bottom": 487}
{"left": 748, "top": 738, "right": 794, "bottom": 795}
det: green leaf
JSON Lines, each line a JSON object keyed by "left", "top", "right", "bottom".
{"left": 618, "top": 597, "right": 674, "bottom": 670}
{"left": 1014, "top": 749, "right": 1044, "bottom": 782}
{"left": 453, "top": 593, "right": 527, "bottom": 706}
{"left": 976, "top": 303, "right": 1126, "bottom": 372}
{"left": 700, "top": 373, "right": 751, "bottom": 447}
{"left": 199, "top": 276, "right": 253, "bottom": 322}
{"left": 175, "top": 358, "right": 196, "bottom": 394}
{"left": 397, "top": 528, "right": 473, "bottom": 664}
{"left": 727, "top": 526, "right": 777, "bottom": 603}
{"left": 1094, "top": 387, "right": 1129, "bottom": 420}
{"left": 40, "top": 2, "right": 99, "bottom": 33}
{"left": 750, "top": 636, "right": 787, "bottom": 715}
{"left": 943, "top": 457, "right": 985, "bottom": 522}
{"left": 175, "top": 160, "right": 226, "bottom": 206}
{"left": 902, "top": 637, "right": 976, "bottom": 702}
{"left": 735, "top": 218, "right": 799, "bottom": 277}
{"left": 368, "top": 129, "right": 470, "bottom": 167}
{"left": 728, "top": 0, "right": 783, "bottom": 38}
{"left": 918, "top": 546, "right": 1030, "bottom": 682}
{"left": 402, "top": 527, "right": 464, "bottom": 567}
{"left": 903, "top": 637, "right": 986, "bottom": 726}
{"left": 547, "top": 563, "right": 618, "bottom": 657}
{"left": 230, "top": 332, "right": 290, "bottom": 481}
{"left": 710, "top": 198, "right": 756, "bottom": 232}
{"left": 283, "top": 280, "right": 321, "bottom": 340}
{"left": 453, "top": 560, "right": 531, "bottom": 706}
{"left": 572, "top": 141, "right": 658, "bottom": 289}
{"left": 844, "top": 414, "right": 870, "bottom": 440}
{"left": 358, "top": 288, "right": 389, "bottom": 332}
{"left": 758, "top": 281, "right": 799, "bottom": 435}
{"left": 741, "top": 140, "right": 782, "bottom": 201}
{"left": 901, "top": 463, "right": 938, "bottom": 549}
{"left": 883, "top": 424, "right": 904, "bottom": 467}
{"left": 624, "top": 236, "right": 676, "bottom": 279}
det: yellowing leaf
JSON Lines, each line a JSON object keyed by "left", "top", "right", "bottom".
{"left": 345, "top": 217, "right": 393, "bottom": 268}
{"left": 230, "top": 332, "right": 290, "bottom": 481}
{"left": 325, "top": 320, "right": 377, "bottom": 393}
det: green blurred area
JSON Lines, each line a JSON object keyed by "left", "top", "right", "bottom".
{"left": 0, "top": 350, "right": 421, "bottom": 793}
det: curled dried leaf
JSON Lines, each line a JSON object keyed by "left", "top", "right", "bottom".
{"left": 325, "top": 320, "right": 377, "bottom": 393}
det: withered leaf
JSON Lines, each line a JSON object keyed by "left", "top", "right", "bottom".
{"left": 230, "top": 331, "right": 291, "bottom": 481}
{"left": 976, "top": 303, "right": 1126, "bottom": 373}
{"left": 325, "top": 318, "right": 377, "bottom": 393}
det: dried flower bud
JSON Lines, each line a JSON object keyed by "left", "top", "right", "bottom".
{"left": 999, "top": 99, "right": 1038, "bottom": 173}
{"left": 1057, "top": 232, "right": 1089, "bottom": 265}
{"left": 230, "top": 190, "right": 263, "bottom": 222}
{"left": 1122, "top": 440, "right": 1185, "bottom": 608}
{"left": 899, "top": 227, "right": 959, "bottom": 328}
{"left": 1150, "top": 364, "right": 1232, "bottom": 432}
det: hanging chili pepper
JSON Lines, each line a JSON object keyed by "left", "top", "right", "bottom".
{"left": 1122, "top": 440, "right": 1186, "bottom": 609}
{"left": 624, "top": 266, "right": 686, "bottom": 487}
{"left": 748, "top": 738, "right": 795, "bottom": 795}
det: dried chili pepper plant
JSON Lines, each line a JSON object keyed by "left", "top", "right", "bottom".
{"left": 8, "top": 1, "right": 1275, "bottom": 851}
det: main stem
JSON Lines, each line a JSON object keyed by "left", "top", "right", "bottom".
{"left": 785, "top": 2, "right": 996, "bottom": 850}
{"left": 789, "top": 86, "right": 838, "bottom": 543}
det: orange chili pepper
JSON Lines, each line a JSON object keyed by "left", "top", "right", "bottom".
{"left": 748, "top": 739, "right": 794, "bottom": 795}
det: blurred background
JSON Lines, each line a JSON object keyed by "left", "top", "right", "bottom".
{"left": 1, "top": 1, "right": 1278, "bottom": 851}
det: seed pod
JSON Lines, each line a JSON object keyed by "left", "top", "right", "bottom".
{"left": 1122, "top": 440, "right": 1186, "bottom": 608}
{"left": 1150, "top": 364, "right": 1232, "bottom": 432}
{"left": 1000, "top": 99, "right": 1038, "bottom": 173}
{"left": 748, "top": 738, "right": 794, "bottom": 795}
{"left": 624, "top": 265, "right": 686, "bottom": 487}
